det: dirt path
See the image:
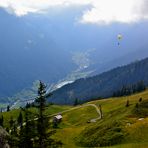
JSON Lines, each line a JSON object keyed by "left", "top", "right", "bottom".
{"left": 19, "top": 103, "right": 101, "bottom": 128}
{"left": 47, "top": 103, "right": 101, "bottom": 122}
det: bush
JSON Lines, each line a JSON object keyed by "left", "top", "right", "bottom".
{"left": 133, "top": 101, "right": 148, "bottom": 117}
{"left": 75, "top": 121, "right": 125, "bottom": 147}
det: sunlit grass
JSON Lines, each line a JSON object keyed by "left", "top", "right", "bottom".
{"left": 1, "top": 90, "right": 148, "bottom": 147}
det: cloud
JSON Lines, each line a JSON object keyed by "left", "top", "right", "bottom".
{"left": 80, "top": 0, "right": 148, "bottom": 24}
{"left": 0, "top": 0, "right": 90, "bottom": 16}
{"left": 140, "top": 0, "right": 148, "bottom": 15}
{"left": 0, "top": 0, "right": 148, "bottom": 24}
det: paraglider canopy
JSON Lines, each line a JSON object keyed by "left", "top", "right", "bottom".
{"left": 117, "top": 34, "right": 122, "bottom": 40}
{"left": 117, "top": 34, "right": 123, "bottom": 45}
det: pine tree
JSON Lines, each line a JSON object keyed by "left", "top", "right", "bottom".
{"left": 135, "top": 103, "right": 139, "bottom": 108}
{"left": 125, "top": 99, "right": 129, "bottom": 107}
{"left": 25, "top": 103, "right": 31, "bottom": 109}
{"left": 8, "top": 117, "right": 19, "bottom": 147}
{"left": 7, "top": 105, "right": 10, "bottom": 112}
{"left": 9, "top": 116, "right": 14, "bottom": 131}
{"left": 18, "top": 110, "right": 35, "bottom": 148}
{"left": 139, "top": 97, "right": 142, "bottom": 102}
{"left": 74, "top": 98, "right": 79, "bottom": 106}
{"left": 35, "top": 81, "right": 61, "bottom": 148}
{"left": 17, "top": 112, "right": 23, "bottom": 128}
{"left": 36, "top": 81, "right": 49, "bottom": 148}
{"left": 0, "top": 115, "right": 4, "bottom": 127}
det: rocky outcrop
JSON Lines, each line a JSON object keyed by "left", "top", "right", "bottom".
{"left": 0, "top": 126, "right": 10, "bottom": 148}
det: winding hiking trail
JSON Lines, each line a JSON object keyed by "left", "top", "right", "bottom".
{"left": 20, "top": 103, "right": 101, "bottom": 128}
{"left": 47, "top": 103, "right": 101, "bottom": 122}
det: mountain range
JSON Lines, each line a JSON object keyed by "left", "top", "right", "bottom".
{"left": 0, "top": 7, "right": 148, "bottom": 102}
{"left": 48, "top": 57, "right": 148, "bottom": 104}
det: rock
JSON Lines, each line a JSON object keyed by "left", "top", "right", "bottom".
{"left": 138, "top": 118, "right": 144, "bottom": 121}
{"left": 0, "top": 126, "right": 10, "bottom": 148}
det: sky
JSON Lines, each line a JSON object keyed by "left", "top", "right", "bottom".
{"left": 0, "top": 0, "right": 148, "bottom": 24}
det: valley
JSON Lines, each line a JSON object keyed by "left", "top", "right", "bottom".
{"left": 0, "top": 1, "right": 148, "bottom": 147}
{"left": 1, "top": 89, "right": 148, "bottom": 147}
{"left": 1, "top": 8, "right": 148, "bottom": 104}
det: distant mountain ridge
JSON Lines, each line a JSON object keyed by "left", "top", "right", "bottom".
{"left": 48, "top": 57, "right": 148, "bottom": 104}
{"left": 1, "top": 7, "right": 148, "bottom": 100}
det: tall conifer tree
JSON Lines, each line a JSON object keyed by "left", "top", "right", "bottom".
{"left": 36, "top": 81, "right": 48, "bottom": 148}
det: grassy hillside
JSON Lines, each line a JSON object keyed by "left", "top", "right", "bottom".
{"left": 1, "top": 90, "right": 148, "bottom": 147}
{"left": 1, "top": 105, "right": 71, "bottom": 128}
{"left": 52, "top": 90, "right": 148, "bottom": 148}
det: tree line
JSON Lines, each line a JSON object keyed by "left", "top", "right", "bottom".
{"left": 113, "top": 81, "right": 146, "bottom": 97}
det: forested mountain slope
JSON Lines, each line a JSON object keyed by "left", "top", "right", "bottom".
{"left": 48, "top": 57, "right": 148, "bottom": 104}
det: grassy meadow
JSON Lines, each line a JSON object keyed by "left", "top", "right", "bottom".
{"left": 1, "top": 90, "right": 148, "bottom": 147}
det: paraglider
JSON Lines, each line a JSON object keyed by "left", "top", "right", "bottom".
{"left": 117, "top": 34, "right": 122, "bottom": 45}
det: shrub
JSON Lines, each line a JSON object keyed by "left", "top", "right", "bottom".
{"left": 75, "top": 121, "right": 125, "bottom": 147}
{"left": 133, "top": 101, "right": 148, "bottom": 117}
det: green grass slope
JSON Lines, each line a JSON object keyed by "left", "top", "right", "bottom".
{"left": 1, "top": 105, "right": 71, "bottom": 128}
{"left": 52, "top": 90, "right": 148, "bottom": 148}
{"left": 1, "top": 90, "right": 148, "bottom": 148}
